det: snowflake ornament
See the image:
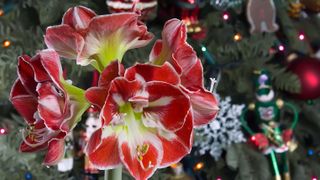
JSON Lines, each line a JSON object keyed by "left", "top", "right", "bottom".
{"left": 194, "top": 96, "right": 246, "bottom": 160}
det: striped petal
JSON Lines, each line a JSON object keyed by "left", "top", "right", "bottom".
{"left": 43, "top": 139, "right": 65, "bottom": 165}
{"left": 62, "top": 6, "right": 96, "bottom": 32}
{"left": 45, "top": 25, "right": 85, "bottom": 59}
{"left": 125, "top": 62, "right": 180, "bottom": 85}
{"left": 17, "top": 55, "right": 37, "bottom": 96}
{"left": 87, "top": 127, "right": 121, "bottom": 169}
{"left": 159, "top": 111, "right": 193, "bottom": 167}
{"left": 184, "top": 87, "right": 219, "bottom": 126}
{"left": 10, "top": 80, "right": 37, "bottom": 124}
{"left": 142, "top": 81, "right": 190, "bottom": 131}
{"left": 37, "top": 82, "right": 65, "bottom": 130}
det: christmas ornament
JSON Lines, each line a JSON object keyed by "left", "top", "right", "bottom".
{"left": 174, "top": 0, "right": 206, "bottom": 39}
{"left": 247, "top": 0, "right": 278, "bottom": 34}
{"left": 24, "top": 172, "right": 32, "bottom": 180}
{"left": 169, "top": 163, "right": 193, "bottom": 180}
{"left": 287, "top": 57, "right": 320, "bottom": 100}
{"left": 240, "top": 70, "right": 299, "bottom": 179}
{"left": 301, "top": 0, "right": 320, "bottom": 12}
{"left": 210, "top": 0, "right": 243, "bottom": 10}
{"left": 106, "top": 0, "right": 158, "bottom": 21}
{"left": 288, "top": 1, "right": 304, "bottom": 18}
{"left": 194, "top": 96, "right": 245, "bottom": 160}
{"left": 57, "top": 133, "right": 74, "bottom": 172}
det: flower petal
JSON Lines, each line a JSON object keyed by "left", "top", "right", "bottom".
{"left": 185, "top": 87, "right": 219, "bottom": 126}
{"left": 28, "top": 54, "right": 50, "bottom": 82}
{"left": 119, "top": 133, "right": 163, "bottom": 180}
{"left": 10, "top": 79, "right": 37, "bottom": 124}
{"left": 173, "top": 46, "right": 203, "bottom": 89}
{"left": 17, "top": 55, "right": 37, "bottom": 96}
{"left": 78, "top": 13, "right": 153, "bottom": 69}
{"left": 99, "top": 60, "right": 124, "bottom": 88}
{"left": 39, "top": 49, "right": 64, "bottom": 89}
{"left": 85, "top": 87, "right": 108, "bottom": 109}
{"left": 19, "top": 140, "right": 48, "bottom": 152}
{"left": 62, "top": 6, "right": 96, "bottom": 32}
{"left": 43, "top": 139, "right": 65, "bottom": 166}
{"left": 125, "top": 62, "right": 180, "bottom": 85}
{"left": 86, "top": 129, "right": 102, "bottom": 155}
{"left": 45, "top": 24, "right": 85, "bottom": 59}
{"left": 101, "top": 78, "right": 142, "bottom": 125}
{"left": 143, "top": 81, "right": 190, "bottom": 131}
{"left": 159, "top": 111, "right": 193, "bottom": 167}
{"left": 37, "top": 82, "right": 64, "bottom": 130}
{"left": 149, "top": 19, "right": 186, "bottom": 65}
{"left": 87, "top": 127, "right": 121, "bottom": 169}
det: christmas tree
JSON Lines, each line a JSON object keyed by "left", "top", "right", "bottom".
{"left": 1, "top": 0, "right": 320, "bottom": 179}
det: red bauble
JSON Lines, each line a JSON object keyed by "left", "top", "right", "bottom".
{"left": 106, "top": 0, "right": 158, "bottom": 21}
{"left": 288, "top": 57, "right": 320, "bottom": 100}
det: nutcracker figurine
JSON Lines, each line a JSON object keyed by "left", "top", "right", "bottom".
{"left": 240, "top": 70, "right": 299, "bottom": 180}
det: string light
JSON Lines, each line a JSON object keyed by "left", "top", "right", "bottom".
{"left": 216, "top": 177, "right": 222, "bottom": 180}
{"left": 0, "top": 9, "right": 4, "bottom": 16}
{"left": 2, "top": 40, "right": 11, "bottom": 48}
{"left": 251, "top": 136, "right": 256, "bottom": 141}
{"left": 312, "top": 176, "right": 318, "bottom": 180}
{"left": 298, "top": 33, "right": 305, "bottom": 41}
{"left": 193, "top": 162, "right": 204, "bottom": 171}
{"left": 222, "top": 12, "right": 229, "bottom": 21}
{"left": 201, "top": 46, "right": 207, "bottom": 52}
{"left": 0, "top": 128, "right": 6, "bottom": 135}
{"left": 278, "top": 45, "right": 285, "bottom": 52}
{"left": 308, "top": 149, "right": 314, "bottom": 156}
{"left": 233, "top": 33, "right": 242, "bottom": 41}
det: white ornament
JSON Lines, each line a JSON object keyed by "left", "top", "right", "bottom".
{"left": 57, "top": 133, "right": 74, "bottom": 172}
{"left": 194, "top": 95, "right": 246, "bottom": 160}
{"left": 85, "top": 112, "right": 102, "bottom": 138}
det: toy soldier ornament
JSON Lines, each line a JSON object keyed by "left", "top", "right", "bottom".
{"left": 240, "top": 70, "right": 299, "bottom": 180}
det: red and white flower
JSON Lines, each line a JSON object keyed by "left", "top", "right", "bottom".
{"left": 149, "top": 19, "right": 219, "bottom": 126}
{"left": 45, "top": 6, "right": 153, "bottom": 72}
{"left": 85, "top": 62, "right": 193, "bottom": 179}
{"left": 10, "top": 49, "right": 89, "bottom": 165}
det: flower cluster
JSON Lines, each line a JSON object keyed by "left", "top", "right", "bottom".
{"left": 10, "top": 6, "right": 218, "bottom": 180}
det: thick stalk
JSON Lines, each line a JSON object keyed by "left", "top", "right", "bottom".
{"left": 104, "top": 167, "right": 122, "bottom": 180}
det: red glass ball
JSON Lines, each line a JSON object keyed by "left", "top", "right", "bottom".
{"left": 288, "top": 57, "right": 320, "bottom": 100}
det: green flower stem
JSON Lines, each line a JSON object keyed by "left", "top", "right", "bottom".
{"left": 104, "top": 167, "right": 122, "bottom": 180}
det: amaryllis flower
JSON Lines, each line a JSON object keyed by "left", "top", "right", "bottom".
{"left": 149, "top": 19, "right": 219, "bottom": 126}
{"left": 45, "top": 6, "right": 153, "bottom": 72}
{"left": 85, "top": 61, "right": 193, "bottom": 179}
{"left": 10, "top": 49, "right": 89, "bottom": 165}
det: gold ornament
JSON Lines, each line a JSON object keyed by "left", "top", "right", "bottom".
{"left": 248, "top": 103, "right": 255, "bottom": 110}
{"left": 301, "top": 0, "right": 320, "bottom": 12}
{"left": 276, "top": 99, "right": 284, "bottom": 109}
{"left": 288, "top": 1, "right": 304, "bottom": 18}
